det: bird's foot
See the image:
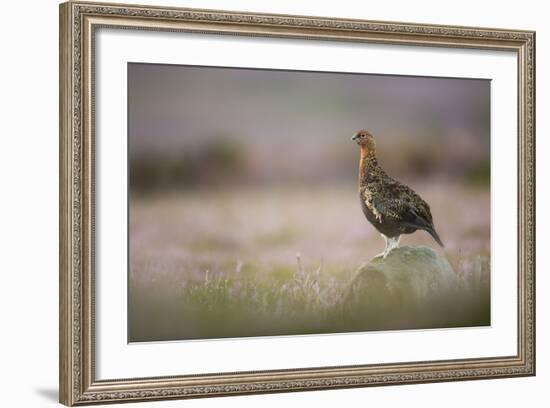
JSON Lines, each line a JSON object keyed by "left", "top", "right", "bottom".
{"left": 372, "top": 251, "right": 386, "bottom": 260}
{"left": 378, "top": 235, "right": 401, "bottom": 259}
{"left": 381, "top": 247, "right": 393, "bottom": 259}
{"left": 373, "top": 246, "right": 393, "bottom": 259}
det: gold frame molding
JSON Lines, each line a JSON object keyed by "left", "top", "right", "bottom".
{"left": 59, "top": 1, "right": 536, "bottom": 405}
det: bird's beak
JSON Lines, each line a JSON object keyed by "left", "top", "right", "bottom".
{"left": 351, "top": 134, "right": 358, "bottom": 141}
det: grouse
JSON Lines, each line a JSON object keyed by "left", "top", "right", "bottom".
{"left": 352, "top": 130, "right": 444, "bottom": 258}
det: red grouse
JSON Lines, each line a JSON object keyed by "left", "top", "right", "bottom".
{"left": 352, "top": 130, "right": 443, "bottom": 258}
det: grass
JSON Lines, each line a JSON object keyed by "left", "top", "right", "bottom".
{"left": 128, "top": 182, "right": 490, "bottom": 342}
{"left": 129, "top": 250, "right": 489, "bottom": 342}
{"left": 129, "top": 254, "right": 352, "bottom": 341}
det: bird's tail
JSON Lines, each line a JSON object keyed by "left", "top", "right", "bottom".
{"left": 402, "top": 219, "right": 445, "bottom": 248}
{"left": 427, "top": 227, "right": 444, "bottom": 248}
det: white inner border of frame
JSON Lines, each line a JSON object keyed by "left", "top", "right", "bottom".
{"left": 95, "top": 28, "right": 518, "bottom": 380}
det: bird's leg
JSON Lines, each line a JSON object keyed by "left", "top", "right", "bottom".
{"left": 373, "top": 234, "right": 389, "bottom": 259}
{"left": 382, "top": 235, "right": 401, "bottom": 259}
{"left": 388, "top": 235, "right": 400, "bottom": 254}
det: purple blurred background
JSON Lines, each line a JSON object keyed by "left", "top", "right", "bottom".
{"left": 128, "top": 63, "right": 490, "bottom": 191}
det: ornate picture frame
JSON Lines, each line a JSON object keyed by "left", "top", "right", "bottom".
{"left": 59, "top": 1, "right": 535, "bottom": 405}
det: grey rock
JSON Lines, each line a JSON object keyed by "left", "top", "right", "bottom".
{"left": 342, "top": 246, "right": 487, "bottom": 330}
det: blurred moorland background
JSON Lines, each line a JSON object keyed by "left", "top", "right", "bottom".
{"left": 128, "top": 63, "right": 490, "bottom": 342}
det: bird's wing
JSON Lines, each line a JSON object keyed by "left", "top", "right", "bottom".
{"left": 363, "top": 180, "right": 434, "bottom": 228}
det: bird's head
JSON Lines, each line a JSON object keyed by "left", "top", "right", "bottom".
{"left": 351, "top": 130, "right": 376, "bottom": 154}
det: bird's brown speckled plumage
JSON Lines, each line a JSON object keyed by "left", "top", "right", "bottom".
{"left": 352, "top": 130, "right": 443, "bottom": 253}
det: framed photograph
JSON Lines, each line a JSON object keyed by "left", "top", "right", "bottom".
{"left": 59, "top": 1, "right": 535, "bottom": 405}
